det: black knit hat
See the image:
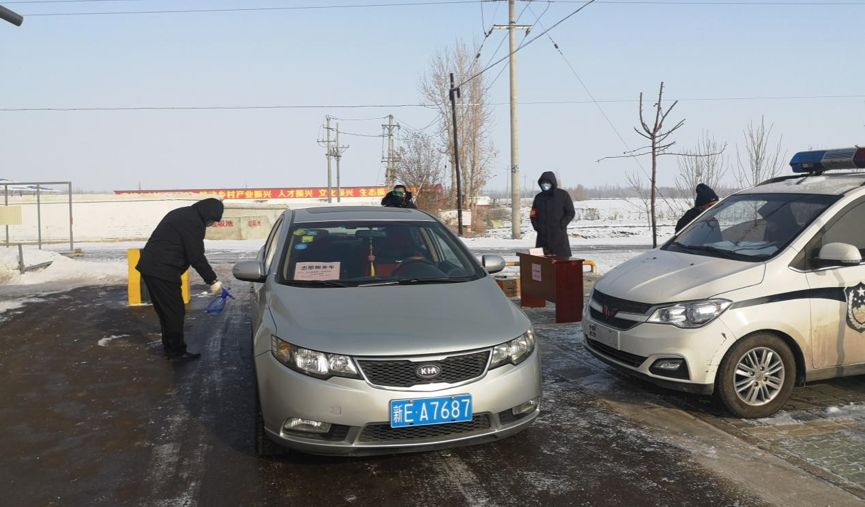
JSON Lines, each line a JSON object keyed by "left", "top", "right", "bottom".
{"left": 695, "top": 184, "right": 719, "bottom": 207}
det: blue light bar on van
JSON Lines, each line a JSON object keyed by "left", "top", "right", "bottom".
{"left": 790, "top": 147, "right": 865, "bottom": 173}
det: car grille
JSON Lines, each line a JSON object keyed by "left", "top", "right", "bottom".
{"left": 357, "top": 414, "right": 492, "bottom": 443}
{"left": 589, "top": 307, "right": 641, "bottom": 331}
{"left": 586, "top": 338, "right": 648, "bottom": 368}
{"left": 592, "top": 290, "right": 653, "bottom": 315}
{"left": 357, "top": 351, "right": 490, "bottom": 388}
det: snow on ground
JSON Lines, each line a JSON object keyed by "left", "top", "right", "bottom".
{"left": 0, "top": 245, "right": 127, "bottom": 297}
{"left": 1, "top": 198, "right": 667, "bottom": 313}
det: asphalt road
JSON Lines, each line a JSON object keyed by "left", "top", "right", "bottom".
{"left": 1, "top": 265, "right": 864, "bottom": 506}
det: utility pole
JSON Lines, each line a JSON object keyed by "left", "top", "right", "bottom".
{"left": 0, "top": 5, "right": 24, "bottom": 26}
{"left": 494, "top": 0, "right": 529, "bottom": 239}
{"left": 449, "top": 73, "right": 463, "bottom": 236}
{"left": 334, "top": 123, "right": 349, "bottom": 203}
{"left": 381, "top": 115, "right": 399, "bottom": 187}
{"left": 317, "top": 116, "right": 335, "bottom": 203}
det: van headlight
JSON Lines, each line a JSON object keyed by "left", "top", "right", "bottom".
{"left": 271, "top": 336, "right": 360, "bottom": 379}
{"left": 490, "top": 329, "right": 536, "bottom": 368}
{"left": 647, "top": 299, "right": 731, "bottom": 328}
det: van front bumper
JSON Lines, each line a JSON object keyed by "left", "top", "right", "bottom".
{"left": 582, "top": 315, "right": 735, "bottom": 394}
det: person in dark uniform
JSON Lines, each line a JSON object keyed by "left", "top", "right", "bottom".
{"left": 381, "top": 184, "right": 416, "bottom": 209}
{"left": 136, "top": 198, "right": 224, "bottom": 361}
{"left": 675, "top": 183, "right": 720, "bottom": 233}
{"left": 530, "top": 171, "right": 576, "bottom": 257}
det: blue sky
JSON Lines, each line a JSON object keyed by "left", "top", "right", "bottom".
{"left": 1, "top": 0, "right": 864, "bottom": 192}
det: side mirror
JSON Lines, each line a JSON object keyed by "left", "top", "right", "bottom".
{"left": 817, "top": 242, "right": 862, "bottom": 267}
{"left": 481, "top": 254, "right": 506, "bottom": 274}
{"left": 233, "top": 260, "right": 266, "bottom": 283}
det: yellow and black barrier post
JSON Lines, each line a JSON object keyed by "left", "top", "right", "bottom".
{"left": 127, "top": 249, "right": 190, "bottom": 306}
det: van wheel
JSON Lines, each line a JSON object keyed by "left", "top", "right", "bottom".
{"left": 716, "top": 333, "right": 795, "bottom": 418}
{"left": 255, "top": 387, "right": 285, "bottom": 458}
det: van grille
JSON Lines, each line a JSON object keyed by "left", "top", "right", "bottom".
{"left": 358, "top": 414, "right": 491, "bottom": 443}
{"left": 589, "top": 308, "right": 641, "bottom": 331}
{"left": 592, "top": 290, "right": 653, "bottom": 315}
{"left": 357, "top": 351, "right": 490, "bottom": 388}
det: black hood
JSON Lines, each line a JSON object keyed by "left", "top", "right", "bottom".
{"left": 538, "top": 171, "right": 558, "bottom": 191}
{"left": 192, "top": 198, "right": 224, "bottom": 223}
{"left": 695, "top": 184, "right": 719, "bottom": 207}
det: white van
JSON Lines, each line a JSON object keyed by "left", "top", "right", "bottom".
{"left": 583, "top": 147, "right": 865, "bottom": 418}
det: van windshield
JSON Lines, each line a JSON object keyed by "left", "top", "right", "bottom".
{"left": 665, "top": 193, "right": 838, "bottom": 262}
{"left": 278, "top": 220, "right": 484, "bottom": 287}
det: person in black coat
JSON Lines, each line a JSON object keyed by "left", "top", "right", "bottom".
{"left": 530, "top": 171, "right": 576, "bottom": 257}
{"left": 381, "top": 184, "right": 417, "bottom": 209}
{"left": 136, "top": 198, "right": 224, "bottom": 361}
{"left": 675, "top": 183, "right": 719, "bottom": 233}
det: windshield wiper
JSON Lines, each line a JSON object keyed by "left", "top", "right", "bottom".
{"left": 357, "top": 281, "right": 400, "bottom": 287}
{"left": 287, "top": 280, "right": 354, "bottom": 287}
{"left": 671, "top": 242, "right": 741, "bottom": 260}
{"left": 397, "top": 277, "right": 474, "bottom": 285}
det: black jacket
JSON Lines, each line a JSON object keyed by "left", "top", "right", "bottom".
{"left": 381, "top": 190, "right": 416, "bottom": 208}
{"left": 530, "top": 172, "right": 575, "bottom": 257}
{"left": 136, "top": 198, "right": 224, "bottom": 284}
{"left": 675, "top": 207, "right": 702, "bottom": 233}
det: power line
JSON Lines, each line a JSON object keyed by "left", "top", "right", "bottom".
{"left": 2, "top": 94, "right": 863, "bottom": 112}
{"left": 16, "top": 0, "right": 485, "bottom": 16}
{"left": 339, "top": 130, "right": 384, "bottom": 138}
{"left": 458, "top": 0, "right": 598, "bottom": 89}
{"left": 329, "top": 115, "right": 389, "bottom": 121}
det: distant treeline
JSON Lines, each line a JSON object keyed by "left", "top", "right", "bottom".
{"left": 485, "top": 184, "right": 741, "bottom": 201}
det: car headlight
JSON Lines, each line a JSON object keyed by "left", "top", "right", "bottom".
{"left": 490, "top": 329, "right": 536, "bottom": 369}
{"left": 647, "top": 299, "right": 731, "bottom": 328}
{"left": 270, "top": 336, "right": 359, "bottom": 379}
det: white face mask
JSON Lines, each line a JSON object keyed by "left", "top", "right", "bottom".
{"left": 541, "top": 182, "right": 553, "bottom": 192}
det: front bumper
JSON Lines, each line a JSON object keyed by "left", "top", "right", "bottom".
{"left": 582, "top": 314, "right": 735, "bottom": 394}
{"left": 256, "top": 349, "right": 542, "bottom": 456}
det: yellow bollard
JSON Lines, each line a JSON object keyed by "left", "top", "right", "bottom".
{"left": 127, "top": 248, "right": 190, "bottom": 306}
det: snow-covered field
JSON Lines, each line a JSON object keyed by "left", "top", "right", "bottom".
{"left": 0, "top": 198, "right": 671, "bottom": 317}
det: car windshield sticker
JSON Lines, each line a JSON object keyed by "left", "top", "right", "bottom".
{"left": 294, "top": 262, "right": 340, "bottom": 281}
{"left": 845, "top": 282, "right": 865, "bottom": 333}
{"left": 301, "top": 235, "right": 314, "bottom": 243}
{"left": 294, "top": 243, "right": 308, "bottom": 250}
{"left": 293, "top": 229, "right": 306, "bottom": 236}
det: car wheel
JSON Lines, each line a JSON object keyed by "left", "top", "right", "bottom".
{"left": 716, "top": 333, "right": 795, "bottom": 418}
{"left": 254, "top": 386, "right": 285, "bottom": 458}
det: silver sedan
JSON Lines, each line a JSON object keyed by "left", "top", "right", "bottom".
{"left": 233, "top": 206, "right": 542, "bottom": 456}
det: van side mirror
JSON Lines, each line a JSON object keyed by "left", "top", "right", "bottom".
{"left": 481, "top": 255, "right": 506, "bottom": 274}
{"left": 233, "top": 260, "right": 266, "bottom": 282}
{"left": 816, "top": 243, "right": 862, "bottom": 267}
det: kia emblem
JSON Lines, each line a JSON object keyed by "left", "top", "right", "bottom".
{"left": 416, "top": 364, "right": 441, "bottom": 379}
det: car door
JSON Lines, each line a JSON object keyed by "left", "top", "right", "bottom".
{"left": 802, "top": 198, "right": 865, "bottom": 369}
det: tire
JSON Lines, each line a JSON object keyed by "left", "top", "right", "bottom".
{"left": 254, "top": 386, "right": 285, "bottom": 458}
{"left": 716, "top": 333, "right": 796, "bottom": 418}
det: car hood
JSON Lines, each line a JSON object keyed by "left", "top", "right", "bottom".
{"left": 594, "top": 249, "right": 766, "bottom": 304}
{"left": 268, "top": 277, "right": 531, "bottom": 356}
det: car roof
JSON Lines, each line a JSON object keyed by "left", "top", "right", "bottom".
{"left": 288, "top": 206, "right": 436, "bottom": 224}
{"left": 744, "top": 172, "right": 865, "bottom": 196}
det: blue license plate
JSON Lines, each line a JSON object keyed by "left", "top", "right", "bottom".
{"left": 389, "top": 394, "right": 473, "bottom": 428}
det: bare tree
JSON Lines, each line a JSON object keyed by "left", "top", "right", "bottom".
{"left": 673, "top": 132, "right": 728, "bottom": 214}
{"left": 421, "top": 40, "right": 495, "bottom": 213}
{"left": 393, "top": 131, "right": 444, "bottom": 211}
{"left": 626, "top": 170, "right": 652, "bottom": 228}
{"left": 599, "top": 82, "right": 723, "bottom": 246}
{"left": 736, "top": 116, "right": 785, "bottom": 188}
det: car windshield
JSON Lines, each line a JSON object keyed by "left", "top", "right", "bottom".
{"left": 279, "top": 220, "right": 484, "bottom": 287}
{"left": 665, "top": 193, "right": 838, "bottom": 262}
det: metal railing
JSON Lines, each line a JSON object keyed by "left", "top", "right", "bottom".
{"left": 3, "top": 181, "right": 74, "bottom": 251}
